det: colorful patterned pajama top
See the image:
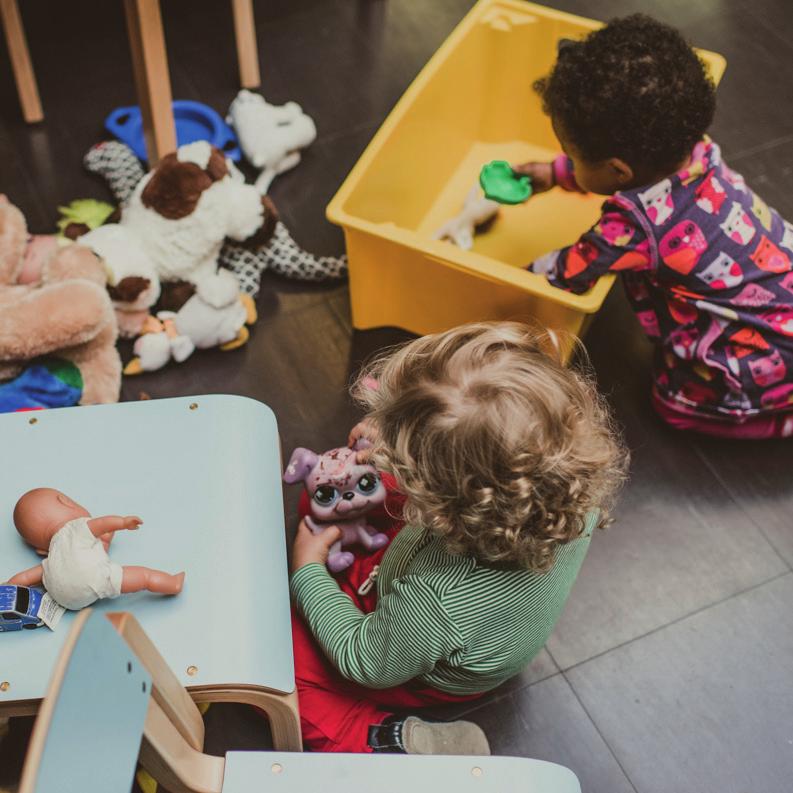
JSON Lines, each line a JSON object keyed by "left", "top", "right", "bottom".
{"left": 531, "top": 139, "right": 793, "bottom": 420}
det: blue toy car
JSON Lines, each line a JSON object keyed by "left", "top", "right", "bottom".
{"left": 0, "top": 585, "right": 45, "bottom": 631}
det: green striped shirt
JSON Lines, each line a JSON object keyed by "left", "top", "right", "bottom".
{"left": 290, "top": 513, "right": 595, "bottom": 695}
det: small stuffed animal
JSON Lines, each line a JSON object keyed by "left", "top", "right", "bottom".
{"left": 7, "top": 488, "right": 184, "bottom": 611}
{"left": 83, "top": 140, "right": 347, "bottom": 296}
{"left": 433, "top": 185, "right": 500, "bottom": 250}
{"left": 124, "top": 270, "right": 257, "bottom": 374}
{"left": 78, "top": 140, "right": 277, "bottom": 333}
{"left": 227, "top": 90, "right": 317, "bottom": 194}
{"left": 283, "top": 443, "right": 389, "bottom": 573}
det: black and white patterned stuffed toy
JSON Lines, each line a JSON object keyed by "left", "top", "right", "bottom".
{"left": 83, "top": 141, "right": 347, "bottom": 296}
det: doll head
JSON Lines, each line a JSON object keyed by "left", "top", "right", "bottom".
{"left": 13, "top": 488, "right": 90, "bottom": 554}
{"left": 283, "top": 445, "right": 385, "bottom": 522}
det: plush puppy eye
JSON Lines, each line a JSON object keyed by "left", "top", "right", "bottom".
{"left": 357, "top": 473, "right": 379, "bottom": 494}
{"left": 313, "top": 486, "right": 339, "bottom": 506}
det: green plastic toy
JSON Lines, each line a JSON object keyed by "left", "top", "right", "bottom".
{"left": 479, "top": 160, "right": 532, "bottom": 205}
{"left": 56, "top": 199, "right": 116, "bottom": 238}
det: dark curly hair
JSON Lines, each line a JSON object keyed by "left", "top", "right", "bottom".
{"left": 535, "top": 14, "right": 716, "bottom": 173}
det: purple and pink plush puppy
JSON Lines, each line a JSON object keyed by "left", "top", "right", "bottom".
{"left": 283, "top": 442, "right": 389, "bottom": 573}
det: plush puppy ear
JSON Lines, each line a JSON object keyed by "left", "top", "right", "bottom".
{"left": 141, "top": 154, "right": 212, "bottom": 220}
{"left": 240, "top": 195, "right": 279, "bottom": 250}
{"left": 206, "top": 146, "right": 229, "bottom": 181}
{"left": 283, "top": 447, "right": 319, "bottom": 484}
{"left": 107, "top": 276, "right": 151, "bottom": 303}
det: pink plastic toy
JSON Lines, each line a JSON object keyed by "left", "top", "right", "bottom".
{"left": 7, "top": 488, "right": 185, "bottom": 610}
{"left": 283, "top": 442, "right": 389, "bottom": 573}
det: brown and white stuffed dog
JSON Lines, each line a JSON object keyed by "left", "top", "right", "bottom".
{"left": 80, "top": 141, "right": 277, "bottom": 337}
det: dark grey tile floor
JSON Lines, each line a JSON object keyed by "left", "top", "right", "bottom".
{"left": 1, "top": 2, "right": 792, "bottom": 792}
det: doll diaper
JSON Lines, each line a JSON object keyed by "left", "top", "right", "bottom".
{"left": 41, "top": 517, "right": 123, "bottom": 610}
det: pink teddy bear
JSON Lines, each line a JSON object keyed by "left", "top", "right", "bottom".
{"left": 283, "top": 442, "right": 389, "bottom": 572}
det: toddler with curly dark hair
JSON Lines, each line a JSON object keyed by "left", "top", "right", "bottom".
{"left": 517, "top": 14, "right": 793, "bottom": 438}
{"left": 289, "top": 322, "right": 626, "bottom": 754}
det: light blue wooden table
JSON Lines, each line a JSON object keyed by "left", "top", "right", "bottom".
{"left": 19, "top": 609, "right": 582, "bottom": 793}
{"left": 0, "top": 396, "right": 300, "bottom": 749}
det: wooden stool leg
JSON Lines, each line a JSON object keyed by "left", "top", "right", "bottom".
{"left": 254, "top": 689, "right": 301, "bottom": 751}
{"left": 0, "top": 0, "right": 43, "bottom": 123}
{"left": 192, "top": 688, "right": 303, "bottom": 751}
{"left": 123, "top": 0, "right": 176, "bottom": 165}
{"left": 231, "top": 0, "right": 261, "bottom": 88}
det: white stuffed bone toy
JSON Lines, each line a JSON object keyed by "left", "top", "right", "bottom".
{"left": 227, "top": 90, "right": 317, "bottom": 194}
{"left": 125, "top": 269, "right": 257, "bottom": 374}
{"left": 79, "top": 141, "right": 277, "bottom": 335}
{"left": 433, "top": 186, "right": 500, "bottom": 250}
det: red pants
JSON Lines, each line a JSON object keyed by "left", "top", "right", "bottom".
{"left": 653, "top": 388, "right": 793, "bottom": 439}
{"left": 292, "top": 476, "right": 481, "bottom": 752}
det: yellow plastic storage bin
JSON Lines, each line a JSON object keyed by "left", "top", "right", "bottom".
{"left": 327, "top": 0, "right": 726, "bottom": 349}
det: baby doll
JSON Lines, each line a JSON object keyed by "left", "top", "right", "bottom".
{"left": 7, "top": 488, "right": 184, "bottom": 610}
{"left": 283, "top": 444, "right": 389, "bottom": 572}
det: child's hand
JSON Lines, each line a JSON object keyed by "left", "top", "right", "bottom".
{"left": 123, "top": 516, "right": 143, "bottom": 530}
{"left": 292, "top": 519, "right": 342, "bottom": 573}
{"left": 512, "top": 161, "right": 554, "bottom": 194}
{"left": 348, "top": 418, "right": 380, "bottom": 463}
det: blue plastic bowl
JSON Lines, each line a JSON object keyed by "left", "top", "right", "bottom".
{"left": 105, "top": 100, "right": 241, "bottom": 162}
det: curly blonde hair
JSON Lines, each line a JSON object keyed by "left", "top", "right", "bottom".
{"left": 353, "top": 322, "right": 628, "bottom": 572}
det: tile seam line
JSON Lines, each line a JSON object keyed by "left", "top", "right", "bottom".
{"left": 437, "top": 668, "right": 564, "bottom": 719}
{"left": 691, "top": 443, "right": 793, "bottom": 572}
{"left": 558, "top": 570, "right": 793, "bottom": 791}
{"left": 725, "top": 132, "right": 793, "bottom": 163}
{"left": 316, "top": 119, "right": 385, "bottom": 145}
{"left": 554, "top": 674, "right": 641, "bottom": 793}
{"left": 733, "top": 2, "right": 793, "bottom": 61}
{"left": 557, "top": 569, "right": 792, "bottom": 674}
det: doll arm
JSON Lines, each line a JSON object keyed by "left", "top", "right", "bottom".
{"left": 87, "top": 515, "right": 142, "bottom": 537}
{"left": 7, "top": 564, "right": 44, "bottom": 587}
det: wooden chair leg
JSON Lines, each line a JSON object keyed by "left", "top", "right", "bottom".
{"left": 123, "top": 0, "right": 176, "bottom": 165}
{"left": 255, "top": 689, "right": 301, "bottom": 751}
{"left": 0, "top": 0, "right": 43, "bottom": 123}
{"left": 192, "top": 688, "right": 302, "bottom": 751}
{"left": 231, "top": 0, "right": 261, "bottom": 88}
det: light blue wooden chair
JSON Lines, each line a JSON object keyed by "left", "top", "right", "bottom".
{"left": 0, "top": 396, "right": 300, "bottom": 748}
{"left": 18, "top": 610, "right": 582, "bottom": 793}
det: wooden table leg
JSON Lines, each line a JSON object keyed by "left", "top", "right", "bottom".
{"left": 0, "top": 0, "right": 43, "bottom": 123}
{"left": 123, "top": 0, "right": 176, "bottom": 165}
{"left": 191, "top": 687, "right": 302, "bottom": 751}
{"left": 231, "top": 0, "right": 261, "bottom": 89}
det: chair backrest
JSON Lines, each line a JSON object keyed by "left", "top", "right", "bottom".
{"left": 107, "top": 612, "right": 225, "bottom": 793}
{"left": 18, "top": 610, "right": 152, "bottom": 793}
